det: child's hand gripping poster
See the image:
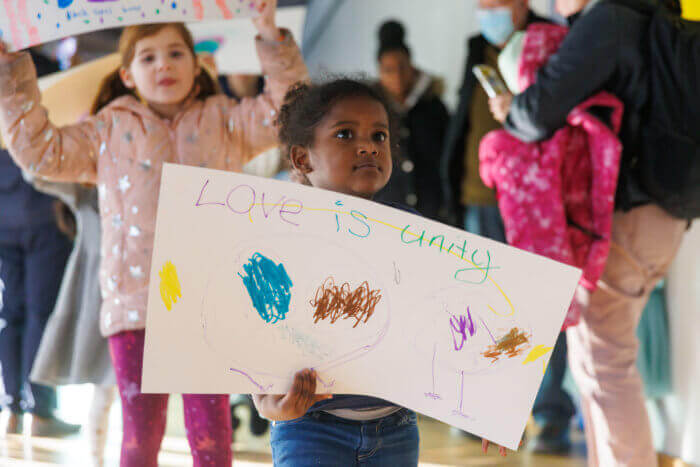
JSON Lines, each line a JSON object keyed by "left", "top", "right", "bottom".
{"left": 0, "top": 0, "right": 262, "bottom": 52}
{"left": 142, "top": 164, "right": 581, "bottom": 450}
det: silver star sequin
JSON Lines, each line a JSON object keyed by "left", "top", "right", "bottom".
{"left": 128, "top": 225, "right": 141, "bottom": 237}
{"left": 112, "top": 214, "right": 123, "bottom": 228}
{"left": 140, "top": 160, "right": 152, "bottom": 170}
{"left": 118, "top": 175, "right": 131, "bottom": 193}
{"left": 129, "top": 265, "right": 144, "bottom": 279}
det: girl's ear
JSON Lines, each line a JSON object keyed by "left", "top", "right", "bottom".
{"left": 119, "top": 67, "right": 136, "bottom": 90}
{"left": 290, "top": 145, "right": 312, "bottom": 174}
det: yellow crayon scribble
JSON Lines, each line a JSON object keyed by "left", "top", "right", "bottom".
{"left": 522, "top": 344, "right": 553, "bottom": 365}
{"left": 159, "top": 261, "right": 182, "bottom": 311}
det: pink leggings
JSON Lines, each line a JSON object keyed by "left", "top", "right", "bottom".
{"left": 109, "top": 330, "right": 232, "bottom": 467}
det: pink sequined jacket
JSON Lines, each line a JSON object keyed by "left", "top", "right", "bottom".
{"left": 0, "top": 31, "right": 308, "bottom": 337}
{"left": 479, "top": 24, "right": 624, "bottom": 329}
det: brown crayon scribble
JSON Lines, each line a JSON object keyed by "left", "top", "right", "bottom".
{"left": 310, "top": 277, "right": 382, "bottom": 328}
{"left": 482, "top": 328, "right": 530, "bottom": 363}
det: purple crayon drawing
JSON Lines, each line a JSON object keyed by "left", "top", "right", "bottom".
{"left": 450, "top": 307, "right": 476, "bottom": 351}
{"left": 478, "top": 316, "right": 497, "bottom": 344}
{"left": 451, "top": 371, "right": 472, "bottom": 420}
{"left": 424, "top": 343, "right": 442, "bottom": 400}
{"left": 229, "top": 368, "right": 273, "bottom": 392}
{"left": 311, "top": 369, "right": 335, "bottom": 389}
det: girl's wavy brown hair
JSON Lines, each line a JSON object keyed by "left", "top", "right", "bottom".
{"left": 91, "top": 23, "right": 218, "bottom": 115}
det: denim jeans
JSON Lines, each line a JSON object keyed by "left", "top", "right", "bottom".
{"left": 0, "top": 223, "right": 71, "bottom": 417}
{"left": 532, "top": 332, "right": 575, "bottom": 428}
{"left": 271, "top": 408, "right": 419, "bottom": 466}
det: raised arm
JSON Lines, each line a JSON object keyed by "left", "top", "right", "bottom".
{"left": 0, "top": 44, "right": 103, "bottom": 184}
{"left": 225, "top": 0, "right": 309, "bottom": 166}
{"left": 504, "top": 5, "right": 620, "bottom": 142}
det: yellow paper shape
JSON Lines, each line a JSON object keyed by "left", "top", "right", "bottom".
{"left": 159, "top": 261, "right": 182, "bottom": 311}
{"left": 681, "top": 0, "right": 700, "bottom": 20}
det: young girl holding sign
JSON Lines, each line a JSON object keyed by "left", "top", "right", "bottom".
{"left": 0, "top": 0, "right": 308, "bottom": 464}
{"left": 254, "top": 80, "right": 509, "bottom": 465}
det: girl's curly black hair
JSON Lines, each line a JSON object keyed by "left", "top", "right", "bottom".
{"left": 277, "top": 78, "right": 400, "bottom": 161}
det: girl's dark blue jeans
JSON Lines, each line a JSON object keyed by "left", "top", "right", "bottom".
{"left": 270, "top": 408, "right": 419, "bottom": 466}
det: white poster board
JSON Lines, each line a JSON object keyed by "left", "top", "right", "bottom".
{"left": 0, "top": 0, "right": 262, "bottom": 51}
{"left": 143, "top": 164, "right": 581, "bottom": 450}
{"left": 189, "top": 6, "right": 306, "bottom": 74}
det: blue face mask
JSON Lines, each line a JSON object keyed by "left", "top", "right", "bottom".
{"left": 477, "top": 7, "right": 515, "bottom": 46}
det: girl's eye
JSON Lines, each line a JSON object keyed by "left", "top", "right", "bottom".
{"left": 142, "top": 55, "right": 155, "bottom": 64}
{"left": 335, "top": 129, "right": 353, "bottom": 140}
{"left": 373, "top": 131, "right": 387, "bottom": 143}
{"left": 170, "top": 50, "right": 184, "bottom": 59}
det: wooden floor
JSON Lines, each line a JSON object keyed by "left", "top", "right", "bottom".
{"left": 1, "top": 405, "right": 589, "bottom": 466}
{"left": 0, "top": 398, "right": 685, "bottom": 466}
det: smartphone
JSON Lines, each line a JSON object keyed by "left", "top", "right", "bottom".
{"left": 472, "top": 65, "right": 508, "bottom": 98}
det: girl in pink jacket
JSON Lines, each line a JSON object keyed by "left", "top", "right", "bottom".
{"left": 0, "top": 1, "right": 308, "bottom": 464}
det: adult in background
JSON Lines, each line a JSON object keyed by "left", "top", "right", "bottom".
{"left": 441, "top": 0, "right": 545, "bottom": 239}
{"left": 0, "top": 50, "right": 79, "bottom": 437}
{"left": 442, "top": 0, "right": 576, "bottom": 454}
{"left": 373, "top": 20, "right": 449, "bottom": 222}
{"left": 489, "top": 0, "right": 689, "bottom": 465}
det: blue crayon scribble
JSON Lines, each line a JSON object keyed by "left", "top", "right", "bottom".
{"left": 238, "top": 253, "right": 293, "bottom": 324}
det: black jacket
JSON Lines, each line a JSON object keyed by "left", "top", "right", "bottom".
{"left": 440, "top": 11, "right": 549, "bottom": 226}
{"left": 0, "top": 52, "right": 61, "bottom": 233}
{"left": 506, "top": 1, "right": 653, "bottom": 209}
{"left": 374, "top": 77, "right": 449, "bottom": 222}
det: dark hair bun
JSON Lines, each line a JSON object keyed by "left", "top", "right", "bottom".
{"left": 378, "top": 20, "right": 406, "bottom": 48}
{"left": 377, "top": 20, "right": 410, "bottom": 60}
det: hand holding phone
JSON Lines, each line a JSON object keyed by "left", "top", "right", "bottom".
{"left": 473, "top": 65, "right": 508, "bottom": 98}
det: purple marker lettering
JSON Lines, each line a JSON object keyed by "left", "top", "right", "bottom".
{"left": 260, "top": 192, "right": 286, "bottom": 218}
{"left": 226, "top": 184, "right": 255, "bottom": 214}
{"left": 195, "top": 179, "right": 225, "bottom": 207}
{"left": 279, "top": 198, "right": 302, "bottom": 226}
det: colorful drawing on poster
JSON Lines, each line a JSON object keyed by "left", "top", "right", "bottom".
{"left": 522, "top": 344, "right": 553, "bottom": 375}
{"left": 482, "top": 327, "right": 531, "bottom": 362}
{"left": 194, "top": 37, "right": 224, "bottom": 54}
{"left": 159, "top": 261, "right": 182, "bottom": 311}
{"left": 142, "top": 165, "right": 583, "bottom": 451}
{"left": 310, "top": 277, "right": 382, "bottom": 328}
{"left": 1, "top": 0, "right": 261, "bottom": 51}
{"left": 238, "top": 253, "right": 293, "bottom": 324}
{"left": 450, "top": 307, "right": 476, "bottom": 351}
{"left": 215, "top": 0, "right": 233, "bottom": 18}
